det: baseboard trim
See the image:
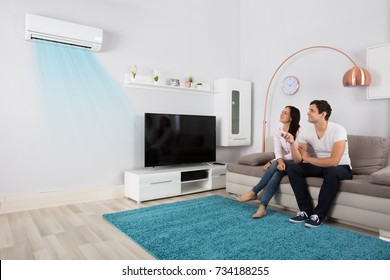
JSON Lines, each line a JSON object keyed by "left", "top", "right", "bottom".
{"left": 379, "top": 229, "right": 390, "bottom": 241}
{"left": 2, "top": 185, "right": 124, "bottom": 214}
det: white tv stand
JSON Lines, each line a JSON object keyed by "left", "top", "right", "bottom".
{"left": 124, "top": 163, "right": 226, "bottom": 203}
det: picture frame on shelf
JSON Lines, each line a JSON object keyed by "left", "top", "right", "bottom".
{"left": 168, "top": 78, "right": 180, "bottom": 87}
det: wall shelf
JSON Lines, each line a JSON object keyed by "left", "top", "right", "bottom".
{"left": 124, "top": 81, "right": 213, "bottom": 95}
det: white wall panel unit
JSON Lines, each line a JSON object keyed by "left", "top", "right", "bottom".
{"left": 367, "top": 43, "right": 390, "bottom": 99}
{"left": 214, "top": 78, "right": 251, "bottom": 146}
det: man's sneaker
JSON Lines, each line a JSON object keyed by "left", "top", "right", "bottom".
{"left": 305, "top": 214, "right": 323, "bottom": 228}
{"left": 289, "top": 211, "right": 308, "bottom": 223}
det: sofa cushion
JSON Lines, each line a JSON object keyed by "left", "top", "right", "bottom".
{"left": 228, "top": 161, "right": 390, "bottom": 198}
{"left": 227, "top": 163, "right": 267, "bottom": 178}
{"left": 348, "top": 135, "right": 390, "bottom": 175}
{"left": 369, "top": 166, "right": 390, "bottom": 186}
{"left": 293, "top": 175, "right": 390, "bottom": 199}
{"left": 340, "top": 175, "right": 390, "bottom": 198}
{"left": 227, "top": 163, "right": 290, "bottom": 184}
{"left": 237, "top": 152, "right": 275, "bottom": 166}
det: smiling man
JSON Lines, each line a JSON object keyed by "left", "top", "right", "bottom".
{"left": 283, "top": 100, "right": 353, "bottom": 228}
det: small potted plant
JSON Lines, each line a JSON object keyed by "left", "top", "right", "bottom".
{"left": 153, "top": 70, "right": 159, "bottom": 84}
{"left": 186, "top": 75, "right": 194, "bottom": 88}
{"left": 131, "top": 65, "right": 137, "bottom": 81}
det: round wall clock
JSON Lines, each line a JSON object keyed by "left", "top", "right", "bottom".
{"left": 281, "top": 76, "right": 300, "bottom": 95}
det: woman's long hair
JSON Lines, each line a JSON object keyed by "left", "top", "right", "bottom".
{"left": 286, "top": 105, "right": 300, "bottom": 139}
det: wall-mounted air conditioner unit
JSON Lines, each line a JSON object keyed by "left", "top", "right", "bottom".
{"left": 25, "top": 13, "right": 103, "bottom": 52}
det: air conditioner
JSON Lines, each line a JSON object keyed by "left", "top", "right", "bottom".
{"left": 25, "top": 14, "right": 103, "bottom": 51}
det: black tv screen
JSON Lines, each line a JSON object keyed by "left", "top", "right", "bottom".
{"left": 145, "top": 113, "right": 216, "bottom": 167}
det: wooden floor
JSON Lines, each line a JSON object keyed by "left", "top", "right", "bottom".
{"left": 0, "top": 189, "right": 378, "bottom": 260}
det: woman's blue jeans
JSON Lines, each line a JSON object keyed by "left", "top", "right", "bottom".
{"left": 252, "top": 160, "right": 289, "bottom": 207}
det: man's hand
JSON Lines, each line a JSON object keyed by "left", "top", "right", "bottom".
{"left": 298, "top": 146, "right": 310, "bottom": 161}
{"left": 298, "top": 140, "right": 346, "bottom": 167}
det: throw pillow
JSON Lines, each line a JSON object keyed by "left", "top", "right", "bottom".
{"left": 369, "top": 167, "right": 390, "bottom": 186}
{"left": 238, "top": 152, "right": 275, "bottom": 166}
{"left": 348, "top": 135, "right": 390, "bottom": 175}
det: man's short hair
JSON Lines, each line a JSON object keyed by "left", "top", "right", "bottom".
{"left": 310, "top": 100, "right": 332, "bottom": 120}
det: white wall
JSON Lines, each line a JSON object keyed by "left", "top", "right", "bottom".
{"left": 240, "top": 0, "right": 390, "bottom": 155}
{"left": 0, "top": 0, "right": 241, "bottom": 196}
{"left": 1, "top": 0, "right": 389, "bottom": 198}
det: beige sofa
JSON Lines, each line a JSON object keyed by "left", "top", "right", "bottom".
{"left": 226, "top": 135, "right": 390, "bottom": 240}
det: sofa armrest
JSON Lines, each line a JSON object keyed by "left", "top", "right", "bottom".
{"left": 369, "top": 166, "right": 390, "bottom": 186}
{"left": 237, "top": 152, "right": 275, "bottom": 166}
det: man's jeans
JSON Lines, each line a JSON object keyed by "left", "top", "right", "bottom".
{"left": 286, "top": 163, "right": 353, "bottom": 220}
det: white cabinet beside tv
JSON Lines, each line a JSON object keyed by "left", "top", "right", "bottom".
{"left": 213, "top": 78, "right": 252, "bottom": 146}
{"left": 124, "top": 163, "right": 226, "bottom": 203}
{"left": 211, "top": 164, "right": 227, "bottom": 189}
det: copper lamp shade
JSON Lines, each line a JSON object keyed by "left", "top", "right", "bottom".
{"left": 262, "top": 45, "right": 372, "bottom": 152}
{"left": 343, "top": 66, "right": 371, "bottom": 86}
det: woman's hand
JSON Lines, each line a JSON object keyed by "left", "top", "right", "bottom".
{"left": 263, "top": 161, "right": 271, "bottom": 171}
{"left": 264, "top": 159, "right": 285, "bottom": 171}
{"left": 277, "top": 159, "right": 285, "bottom": 171}
{"left": 283, "top": 132, "right": 295, "bottom": 144}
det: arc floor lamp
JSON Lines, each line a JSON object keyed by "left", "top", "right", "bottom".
{"left": 262, "top": 45, "right": 371, "bottom": 152}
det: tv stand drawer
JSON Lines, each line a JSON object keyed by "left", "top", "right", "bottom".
{"left": 124, "top": 164, "right": 225, "bottom": 203}
{"left": 138, "top": 181, "right": 180, "bottom": 201}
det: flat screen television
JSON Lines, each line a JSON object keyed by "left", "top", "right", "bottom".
{"left": 144, "top": 113, "right": 216, "bottom": 167}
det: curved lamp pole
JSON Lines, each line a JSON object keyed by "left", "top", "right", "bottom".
{"left": 261, "top": 45, "right": 371, "bottom": 152}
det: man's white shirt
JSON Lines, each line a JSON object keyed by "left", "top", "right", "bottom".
{"left": 298, "top": 122, "right": 351, "bottom": 167}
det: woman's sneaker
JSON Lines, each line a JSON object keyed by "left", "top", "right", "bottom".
{"left": 305, "top": 214, "right": 323, "bottom": 228}
{"left": 289, "top": 211, "right": 308, "bottom": 223}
